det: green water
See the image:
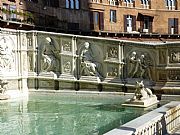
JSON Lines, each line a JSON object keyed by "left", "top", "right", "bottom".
{"left": 0, "top": 93, "right": 156, "bottom": 135}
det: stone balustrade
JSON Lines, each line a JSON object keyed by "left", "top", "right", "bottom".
{"left": 104, "top": 101, "right": 180, "bottom": 135}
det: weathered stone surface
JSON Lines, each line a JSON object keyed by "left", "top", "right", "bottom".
{"left": 0, "top": 94, "right": 10, "bottom": 100}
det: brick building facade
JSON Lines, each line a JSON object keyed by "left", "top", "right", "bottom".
{"left": 0, "top": 0, "right": 180, "bottom": 37}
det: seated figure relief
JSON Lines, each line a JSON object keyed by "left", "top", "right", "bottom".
{"left": 39, "top": 37, "right": 59, "bottom": 73}
{"left": 80, "top": 42, "right": 102, "bottom": 78}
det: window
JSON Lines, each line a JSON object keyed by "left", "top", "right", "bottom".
{"left": 94, "top": 12, "right": 99, "bottom": 25}
{"left": 9, "top": 5, "right": 17, "bottom": 20}
{"left": 2, "top": 4, "right": 8, "bottom": 20}
{"left": 124, "top": 0, "right": 134, "bottom": 7}
{"left": 70, "top": 0, "right": 74, "bottom": 9}
{"left": 124, "top": 15, "right": 136, "bottom": 32}
{"left": 168, "top": 18, "right": 178, "bottom": 34}
{"left": 141, "top": 0, "right": 150, "bottom": 9}
{"left": 75, "top": 0, "right": 79, "bottom": 9}
{"left": 144, "top": 17, "right": 149, "bottom": 29}
{"left": 66, "top": 0, "right": 80, "bottom": 9}
{"left": 109, "top": 0, "right": 115, "bottom": 5}
{"left": 138, "top": 13, "right": 153, "bottom": 33}
{"left": 66, "top": 0, "right": 69, "bottom": 8}
{"left": 90, "top": 11, "right": 104, "bottom": 30}
{"left": 165, "top": 0, "right": 176, "bottom": 10}
{"left": 92, "top": 0, "right": 102, "bottom": 3}
{"left": 110, "top": 10, "right": 116, "bottom": 23}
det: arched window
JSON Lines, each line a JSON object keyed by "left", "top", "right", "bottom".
{"left": 75, "top": 0, "right": 79, "bottom": 9}
{"left": 124, "top": 0, "right": 134, "bottom": 7}
{"left": 165, "top": 0, "right": 176, "bottom": 10}
{"left": 140, "top": 0, "right": 149, "bottom": 8}
{"left": 66, "top": 0, "right": 70, "bottom": 8}
{"left": 70, "top": 0, "right": 74, "bottom": 9}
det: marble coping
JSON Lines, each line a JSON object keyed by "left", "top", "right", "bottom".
{"left": 104, "top": 101, "right": 180, "bottom": 135}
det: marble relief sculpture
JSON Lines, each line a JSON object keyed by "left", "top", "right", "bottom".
{"left": 128, "top": 51, "right": 152, "bottom": 80}
{"left": 80, "top": 42, "right": 102, "bottom": 78}
{"left": 170, "top": 51, "right": 180, "bottom": 63}
{"left": 0, "top": 79, "right": 9, "bottom": 100}
{"left": 39, "top": 37, "right": 59, "bottom": 73}
{"left": 0, "top": 37, "right": 14, "bottom": 72}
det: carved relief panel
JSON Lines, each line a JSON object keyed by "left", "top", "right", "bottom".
{"left": 107, "top": 64, "right": 118, "bottom": 77}
{"left": 62, "top": 57, "right": 72, "bottom": 74}
{"left": 126, "top": 49, "right": 153, "bottom": 80}
{"left": 168, "top": 70, "right": 180, "bottom": 80}
{"left": 61, "top": 37, "right": 72, "bottom": 53}
{"left": 158, "top": 71, "right": 167, "bottom": 81}
{"left": 28, "top": 52, "right": 33, "bottom": 72}
{"left": 159, "top": 49, "right": 167, "bottom": 64}
{"left": 169, "top": 49, "right": 180, "bottom": 63}
{"left": 27, "top": 33, "right": 33, "bottom": 47}
{"left": 0, "top": 36, "right": 15, "bottom": 72}
{"left": 38, "top": 36, "right": 60, "bottom": 73}
{"left": 21, "top": 33, "right": 27, "bottom": 47}
{"left": 78, "top": 41, "right": 104, "bottom": 78}
{"left": 106, "top": 46, "right": 118, "bottom": 59}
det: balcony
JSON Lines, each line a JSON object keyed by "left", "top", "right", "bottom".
{"left": 0, "top": 8, "right": 35, "bottom": 29}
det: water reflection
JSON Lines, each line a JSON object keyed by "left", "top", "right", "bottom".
{"left": 0, "top": 94, "right": 159, "bottom": 135}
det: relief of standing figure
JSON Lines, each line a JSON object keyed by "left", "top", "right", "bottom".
{"left": 128, "top": 51, "right": 140, "bottom": 78}
{"left": 128, "top": 51, "right": 152, "bottom": 80}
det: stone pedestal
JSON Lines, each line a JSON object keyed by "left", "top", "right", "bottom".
{"left": 38, "top": 72, "right": 57, "bottom": 79}
{"left": 0, "top": 93, "right": 10, "bottom": 100}
{"left": 122, "top": 96, "right": 159, "bottom": 108}
{"left": 79, "top": 76, "right": 101, "bottom": 83}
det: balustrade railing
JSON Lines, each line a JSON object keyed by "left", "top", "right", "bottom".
{"left": 104, "top": 101, "right": 180, "bottom": 135}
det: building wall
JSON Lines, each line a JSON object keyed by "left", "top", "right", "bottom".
{"left": 0, "top": 0, "right": 180, "bottom": 35}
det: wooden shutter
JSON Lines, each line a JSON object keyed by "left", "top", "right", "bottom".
{"left": 149, "top": 0, "right": 151, "bottom": 9}
{"left": 139, "top": 15, "right": 144, "bottom": 32}
{"left": 132, "top": 15, "right": 136, "bottom": 31}
{"left": 174, "top": 18, "right": 178, "bottom": 34}
{"left": 149, "top": 17, "right": 153, "bottom": 33}
{"left": 89, "top": 11, "right": 94, "bottom": 30}
{"left": 99, "top": 12, "right": 104, "bottom": 31}
{"left": 124, "top": 15, "right": 127, "bottom": 32}
{"left": 168, "top": 18, "right": 172, "bottom": 34}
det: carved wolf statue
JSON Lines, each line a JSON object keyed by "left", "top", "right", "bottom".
{"left": 132, "top": 81, "right": 155, "bottom": 100}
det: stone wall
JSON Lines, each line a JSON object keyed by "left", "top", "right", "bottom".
{"left": 0, "top": 28, "right": 179, "bottom": 94}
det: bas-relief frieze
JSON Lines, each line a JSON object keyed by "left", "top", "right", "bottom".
{"left": 28, "top": 53, "right": 33, "bottom": 71}
{"left": 168, "top": 70, "right": 180, "bottom": 80}
{"left": 159, "top": 49, "right": 166, "bottom": 64}
{"left": 61, "top": 38, "right": 72, "bottom": 52}
{"left": 127, "top": 51, "right": 153, "bottom": 80}
{"left": 0, "top": 36, "right": 15, "bottom": 72}
{"left": 62, "top": 59, "right": 72, "bottom": 73}
{"left": 27, "top": 35, "right": 32, "bottom": 47}
{"left": 38, "top": 37, "right": 60, "bottom": 73}
{"left": 107, "top": 46, "right": 118, "bottom": 59}
{"left": 21, "top": 33, "right": 27, "bottom": 47}
{"left": 169, "top": 50, "right": 180, "bottom": 63}
{"left": 107, "top": 65, "right": 118, "bottom": 77}
{"left": 79, "top": 42, "right": 103, "bottom": 78}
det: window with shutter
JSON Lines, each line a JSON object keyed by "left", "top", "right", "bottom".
{"left": 99, "top": 12, "right": 104, "bottom": 31}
